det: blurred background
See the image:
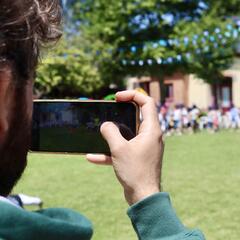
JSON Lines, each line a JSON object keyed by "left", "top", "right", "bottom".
{"left": 36, "top": 0, "right": 240, "bottom": 107}
{"left": 34, "top": 0, "right": 240, "bottom": 134}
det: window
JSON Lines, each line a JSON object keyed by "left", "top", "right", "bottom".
{"left": 221, "top": 86, "right": 231, "bottom": 108}
{"left": 165, "top": 83, "right": 173, "bottom": 99}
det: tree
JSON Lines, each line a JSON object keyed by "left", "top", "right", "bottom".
{"left": 36, "top": 0, "right": 124, "bottom": 98}
{"left": 36, "top": 37, "right": 103, "bottom": 98}
{"left": 72, "top": 0, "right": 240, "bottom": 102}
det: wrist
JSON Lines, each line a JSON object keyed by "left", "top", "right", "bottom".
{"left": 125, "top": 186, "right": 160, "bottom": 205}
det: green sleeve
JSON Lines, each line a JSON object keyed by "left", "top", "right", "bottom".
{"left": 127, "top": 192, "right": 205, "bottom": 240}
{"left": 0, "top": 201, "right": 93, "bottom": 240}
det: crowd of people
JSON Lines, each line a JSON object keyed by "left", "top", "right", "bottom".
{"left": 158, "top": 104, "right": 240, "bottom": 135}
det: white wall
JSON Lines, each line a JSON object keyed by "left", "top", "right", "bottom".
{"left": 188, "top": 75, "right": 212, "bottom": 109}
{"left": 232, "top": 73, "right": 240, "bottom": 108}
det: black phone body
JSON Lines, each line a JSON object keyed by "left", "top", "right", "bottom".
{"left": 31, "top": 100, "right": 140, "bottom": 154}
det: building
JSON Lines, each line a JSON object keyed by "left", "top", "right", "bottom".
{"left": 127, "top": 58, "right": 240, "bottom": 110}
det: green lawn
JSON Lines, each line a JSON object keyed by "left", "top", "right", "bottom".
{"left": 14, "top": 131, "right": 240, "bottom": 240}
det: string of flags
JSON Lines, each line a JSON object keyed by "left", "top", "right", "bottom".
{"left": 120, "top": 24, "right": 240, "bottom": 52}
{"left": 58, "top": 22, "right": 240, "bottom": 66}
{"left": 119, "top": 24, "right": 240, "bottom": 66}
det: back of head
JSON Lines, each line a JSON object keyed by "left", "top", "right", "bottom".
{"left": 0, "top": 0, "right": 62, "bottom": 81}
{"left": 0, "top": 0, "right": 62, "bottom": 197}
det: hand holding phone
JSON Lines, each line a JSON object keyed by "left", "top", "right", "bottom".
{"left": 87, "top": 91, "right": 164, "bottom": 205}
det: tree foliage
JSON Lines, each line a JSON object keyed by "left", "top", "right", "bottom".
{"left": 36, "top": 37, "right": 103, "bottom": 98}
{"left": 36, "top": 0, "right": 240, "bottom": 98}
{"left": 73, "top": 0, "right": 240, "bottom": 85}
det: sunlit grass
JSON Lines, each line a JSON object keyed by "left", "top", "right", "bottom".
{"left": 15, "top": 131, "right": 240, "bottom": 240}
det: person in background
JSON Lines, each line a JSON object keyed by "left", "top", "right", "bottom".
{"left": 222, "top": 109, "right": 231, "bottom": 129}
{"left": 230, "top": 104, "right": 240, "bottom": 129}
{"left": 207, "top": 107, "right": 215, "bottom": 133}
{"left": 181, "top": 104, "right": 190, "bottom": 133}
{"left": 158, "top": 105, "right": 167, "bottom": 133}
{"left": 189, "top": 105, "right": 200, "bottom": 132}
{"left": 0, "top": 0, "right": 205, "bottom": 239}
{"left": 173, "top": 104, "right": 182, "bottom": 135}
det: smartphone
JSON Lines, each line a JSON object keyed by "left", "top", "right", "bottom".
{"left": 31, "top": 100, "right": 140, "bottom": 154}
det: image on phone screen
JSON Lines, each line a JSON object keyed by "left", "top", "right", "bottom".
{"left": 31, "top": 101, "right": 139, "bottom": 154}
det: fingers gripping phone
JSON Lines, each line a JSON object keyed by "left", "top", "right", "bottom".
{"left": 30, "top": 100, "right": 140, "bottom": 154}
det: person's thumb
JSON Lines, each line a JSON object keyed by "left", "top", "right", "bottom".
{"left": 100, "top": 122, "right": 126, "bottom": 150}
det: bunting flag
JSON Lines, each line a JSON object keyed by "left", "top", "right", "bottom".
{"left": 117, "top": 23, "right": 240, "bottom": 67}
{"left": 118, "top": 25, "right": 240, "bottom": 55}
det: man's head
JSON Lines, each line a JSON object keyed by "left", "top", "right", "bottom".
{"left": 0, "top": 0, "right": 62, "bottom": 196}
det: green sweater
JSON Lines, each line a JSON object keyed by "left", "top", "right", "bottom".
{"left": 0, "top": 192, "right": 205, "bottom": 240}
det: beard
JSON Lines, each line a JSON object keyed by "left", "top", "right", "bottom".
{"left": 0, "top": 85, "right": 32, "bottom": 196}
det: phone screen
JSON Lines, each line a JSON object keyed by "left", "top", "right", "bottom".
{"left": 31, "top": 101, "right": 139, "bottom": 154}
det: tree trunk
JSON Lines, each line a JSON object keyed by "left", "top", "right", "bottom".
{"left": 212, "top": 81, "right": 220, "bottom": 108}
{"left": 151, "top": 72, "right": 165, "bottom": 105}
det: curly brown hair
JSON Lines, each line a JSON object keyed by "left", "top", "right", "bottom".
{"left": 0, "top": 0, "right": 62, "bottom": 196}
{"left": 0, "top": 0, "right": 62, "bottom": 80}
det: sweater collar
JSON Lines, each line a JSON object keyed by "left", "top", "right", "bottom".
{"left": 0, "top": 196, "right": 18, "bottom": 207}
